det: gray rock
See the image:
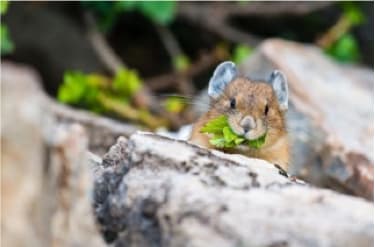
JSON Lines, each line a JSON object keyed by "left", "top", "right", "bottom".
{"left": 1, "top": 62, "right": 107, "bottom": 246}
{"left": 94, "top": 132, "right": 373, "bottom": 247}
{"left": 239, "top": 39, "right": 374, "bottom": 200}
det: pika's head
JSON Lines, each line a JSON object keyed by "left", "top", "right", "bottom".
{"left": 208, "top": 61, "right": 288, "bottom": 141}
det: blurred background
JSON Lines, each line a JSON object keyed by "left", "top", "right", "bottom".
{"left": 1, "top": 2, "right": 374, "bottom": 246}
{"left": 1, "top": 1, "right": 373, "bottom": 130}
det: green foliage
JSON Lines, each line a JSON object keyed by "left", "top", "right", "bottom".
{"left": 0, "top": 0, "right": 13, "bottom": 55}
{"left": 340, "top": 2, "right": 365, "bottom": 26}
{"left": 163, "top": 97, "right": 186, "bottom": 113}
{"left": 1, "top": 24, "right": 13, "bottom": 55}
{"left": 58, "top": 72, "right": 105, "bottom": 112}
{"left": 173, "top": 54, "right": 190, "bottom": 71}
{"left": 231, "top": 44, "right": 253, "bottom": 64}
{"left": 200, "top": 115, "right": 266, "bottom": 149}
{"left": 326, "top": 33, "right": 360, "bottom": 63}
{"left": 325, "top": 2, "right": 365, "bottom": 63}
{"left": 58, "top": 68, "right": 143, "bottom": 113}
{"left": 84, "top": 1, "right": 176, "bottom": 31}
{"left": 112, "top": 68, "right": 142, "bottom": 98}
{"left": 1, "top": 0, "right": 8, "bottom": 14}
{"left": 119, "top": 1, "right": 176, "bottom": 25}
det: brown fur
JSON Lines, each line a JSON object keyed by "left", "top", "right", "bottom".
{"left": 190, "top": 77, "right": 290, "bottom": 170}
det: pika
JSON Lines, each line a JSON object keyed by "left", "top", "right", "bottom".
{"left": 189, "top": 61, "right": 290, "bottom": 170}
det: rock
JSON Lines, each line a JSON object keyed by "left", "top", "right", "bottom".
{"left": 239, "top": 39, "right": 374, "bottom": 200}
{"left": 49, "top": 100, "right": 139, "bottom": 155}
{"left": 1, "top": 60, "right": 47, "bottom": 247}
{"left": 93, "top": 132, "right": 373, "bottom": 247}
{"left": 1, "top": 62, "right": 106, "bottom": 246}
{"left": 45, "top": 124, "right": 105, "bottom": 246}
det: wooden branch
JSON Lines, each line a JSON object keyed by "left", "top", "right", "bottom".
{"left": 85, "top": 12, "right": 125, "bottom": 74}
{"left": 155, "top": 24, "right": 183, "bottom": 60}
{"left": 178, "top": 2, "right": 332, "bottom": 46}
{"left": 155, "top": 24, "right": 196, "bottom": 96}
{"left": 316, "top": 15, "right": 352, "bottom": 48}
{"left": 146, "top": 47, "right": 227, "bottom": 91}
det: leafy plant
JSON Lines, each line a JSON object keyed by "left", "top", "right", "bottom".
{"left": 231, "top": 44, "right": 253, "bottom": 64}
{"left": 163, "top": 96, "right": 186, "bottom": 113}
{"left": 1, "top": 24, "right": 13, "bottom": 55}
{"left": 340, "top": 2, "right": 365, "bottom": 26}
{"left": 325, "top": 34, "right": 360, "bottom": 63}
{"left": 323, "top": 2, "right": 365, "bottom": 63}
{"left": 200, "top": 115, "right": 266, "bottom": 149}
{"left": 57, "top": 69, "right": 167, "bottom": 128}
{"left": 1, "top": 0, "right": 8, "bottom": 14}
{"left": 173, "top": 54, "right": 190, "bottom": 71}
{"left": 83, "top": 1, "right": 176, "bottom": 31}
{"left": 1, "top": 0, "right": 13, "bottom": 55}
{"left": 112, "top": 68, "right": 142, "bottom": 98}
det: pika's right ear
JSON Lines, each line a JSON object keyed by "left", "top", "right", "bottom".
{"left": 208, "top": 61, "right": 238, "bottom": 99}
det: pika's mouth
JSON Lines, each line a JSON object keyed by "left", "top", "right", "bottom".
{"left": 244, "top": 129, "right": 267, "bottom": 141}
{"left": 228, "top": 122, "right": 267, "bottom": 141}
{"left": 228, "top": 117, "right": 267, "bottom": 141}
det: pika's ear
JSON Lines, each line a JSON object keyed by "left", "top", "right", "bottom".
{"left": 268, "top": 70, "right": 288, "bottom": 111}
{"left": 208, "top": 61, "right": 238, "bottom": 99}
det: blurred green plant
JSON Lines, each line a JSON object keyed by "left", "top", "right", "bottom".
{"left": 58, "top": 69, "right": 167, "bottom": 128}
{"left": 321, "top": 2, "right": 365, "bottom": 63}
{"left": 340, "top": 2, "right": 365, "bottom": 25}
{"left": 163, "top": 96, "right": 186, "bottom": 113}
{"left": 0, "top": 0, "right": 8, "bottom": 13}
{"left": 231, "top": 44, "right": 253, "bottom": 64}
{"left": 1, "top": 0, "right": 14, "bottom": 55}
{"left": 112, "top": 68, "right": 142, "bottom": 98}
{"left": 83, "top": 1, "right": 176, "bottom": 31}
{"left": 173, "top": 54, "right": 190, "bottom": 71}
{"left": 325, "top": 34, "right": 360, "bottom": 63}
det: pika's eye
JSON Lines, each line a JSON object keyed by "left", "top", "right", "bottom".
{"left": 230, "top": 98, "right": 236, "bottom": 109}
{"left": 264, "top": 104, "right": 269, "bottom": 115}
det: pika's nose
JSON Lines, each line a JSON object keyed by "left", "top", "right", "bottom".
{"left": 240, "top": 116, "right": 256, "bottom": 133}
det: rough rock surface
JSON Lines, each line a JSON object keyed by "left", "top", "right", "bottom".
{"left": 1, "top": 62, "right": 105, "bottom": 246}
{"left": 93, "top": 132, "right": 373, "bottom": 247}
{"left": 238, "top": 39, "right": 373, "bottom": 200}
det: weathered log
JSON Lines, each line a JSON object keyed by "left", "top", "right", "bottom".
{"left": 93, "top": 132, "right": 373, "bottom": 247}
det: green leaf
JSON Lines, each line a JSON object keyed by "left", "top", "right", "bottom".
{"left": 325, "top": 33, "right": 360, "bottom": 63}
{"left": 200, "top": 115, "right": 229, "bottom": 134}
{"left": 234, "top": 137, "right": 245, "bottom": 145}
{"left": 248, "top": 133, "right": 267, "bottom": 149}
{"left": 89, "top": 1, "right": 177, "bottom": 28}
{"left": 223, "top": 126, "right": 236, "bottom": 143}
{"left": 201, "top": 115, "right": 267, "bottom": 149}
{"left": 209, "top": 137, "right": 226, "bottom": 148}
{"left": 57, "top": 71, "right": 102, "bottom": 111}
{"left": 173, "top": 54, "right": 190, "bottom": 71}
{"left": 1, "top": 24, "right": 14, "bottom": 55}
{"left": 232, "top": 44, "right": 253, "bottom": 64}
{"left": 163, "top": 96, "right": 186, "bottom": 113}
{"left": 1, "top": 0, "right": 8, "bottom": 15}
{"left": 137, "top": 1, "right": 176, "bottom": 25}
{"left": 112, "top": 68, "right": 142, "bottom": 98}
{"left": 340, "top": 2, "right": 365, "bottom": 26}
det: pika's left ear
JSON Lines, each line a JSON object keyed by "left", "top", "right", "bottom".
{"left": 268, "top": 70, "right": 288, "bottom": 111}
{"left": 208, "top": 61, "right": 238, "bottom": 99}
